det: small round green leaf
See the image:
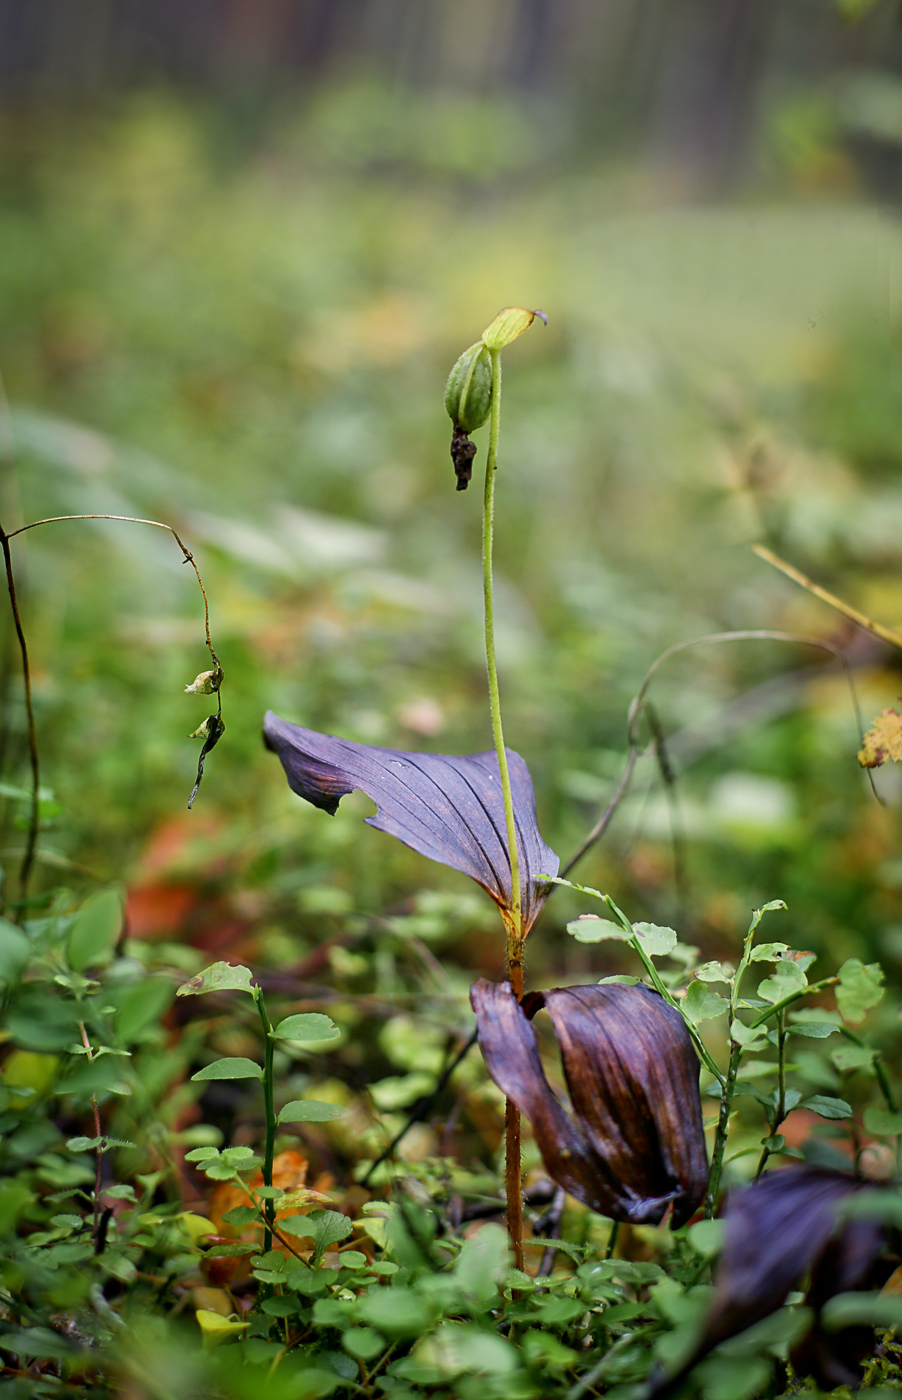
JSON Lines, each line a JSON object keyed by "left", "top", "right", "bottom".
{"left": 271, "top": 1014, "right": 340, "bottom": 1043}
{"left": 191, "top": 1058, "right": 263, "bottom": 1081}
{"left": 278, "top": 1099, "right": 343, "bottom": 1124}
{"left": 342, "top": 1327, "right": 385, "bottom": 1360}
{"left": 567, "top": 917, "right": 628, "bottom": 944}
{"left": 177, "top": 962, "right": 256, "bottom": 998}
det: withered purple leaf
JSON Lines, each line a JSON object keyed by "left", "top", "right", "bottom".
{"left": 708, "top": 1168, "right": 895, "bottom": 1390}
{"left": 470, "top": 979, "right": 708, "bottom": 1227}
{"left": 263, "top": 712, "right": 558, "bottom": 933}
{"left": 650, "top": 1168, "right": 897, "bottom": 1397}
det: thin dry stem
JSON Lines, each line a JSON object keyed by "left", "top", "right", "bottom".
{"left": 0, "top": 512, "right": 222, "bottom": 903}
{"left": 0, "top": 525, "right": 39, "bottom": 906}
{"left": 753, "top": 543, "right": 902, "bottom": 653}
{"left": 9, "top": 514, "right": 222, "bottom": 710}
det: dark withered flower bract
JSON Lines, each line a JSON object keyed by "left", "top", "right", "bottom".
{"left": 704, "top": 1167, "right": 897, "bottom": 1392}
{"left": 651, "top": 1166, "right": 899, "bottom": 1397}
{"left": 263, "top": 711, "right": 558, "bottom": 934}
{"left": 470, "top": 978, "right": 708, "bottom": 1227}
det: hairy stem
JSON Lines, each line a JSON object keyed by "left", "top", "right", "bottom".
{"left": 255, "top": 993, "right": 277, "bottom": 1252}
{"left": 482, "top": 346, "right": 524, "bottom": 1269}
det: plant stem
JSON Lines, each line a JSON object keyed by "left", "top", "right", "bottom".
{"left": 255, "top": 993, "right": 277, "bottom": 1252}
{"left": 482, "top": 345, "right": 525, "bottom": 1270}
{"left": 705, "top": 1040, "right": 740, "bottom": 1217}
{"left": 483, "top": 349, "right": 522, "bottom": 933}
{"left": 77, "top": 1019, "right": 103, "bottom": 1238}
{"left": 748, "top": 976, "right": 838, "bottom": 1028}
{"left": 0, "top": 522, "right": 39, "bottom": 907}
{"left": 756, "top": 1010, "right": 787, "bottom": 1178}
{"left": 704, "top": 910, "right": 770, "bottom": 1214}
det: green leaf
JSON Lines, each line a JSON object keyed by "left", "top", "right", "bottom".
{"left": 864, "top": 1106, "right": 902, "bottom": 1136}
{"left": 836, "top": 959, "right": 885, "bottom": 1025}
{"left": 748, "top": 900, "right": 788, "bottom": 937}
{"left": 342, "top": 1328, "right": 385, "bottom": 1361}
{"left": 730, "top": 1019, "right": 767, "bottom": 1048}
{"left": 279, "top": 1208, "right": 352, "bottom": 1255}
{"left": 261, "top": 1295, "right": 303, "bottom": 1317}
{"left": 0, "top": 918, "right": 31, "bottom": 984}
{"left": 191, "top": 1058, "right": 263, "bottom": 1081}
{"left": 103, "top": 1184, "right": 137, "bottom": 1202}
{"left": 222, "top": 1205, "right": 259, "bottom": 1226}
{"left": 597, "top": 974, "right": 640, "bottom": 986}
{"left": 199, "top": 1159, "right": 241, "bottom": 1181}
{"left": 687, "top": 1219, "right": 724, "bottom": 1258}
{"left": 566, "top": 916, "right": 628, "bottom": 944}
{"left": 802, "top": 1095, "right": 852, "bottom": 1120}
{"left": 68, "top": 889, "right": 123, "bottom": 972}
{"left": 222, "top": 1145, "right": 260, "bottom": 1165}
{"left": 823, "top": 1291, "right": 902, "bottom": 1331}
{"left": 184, "top": 1146, "right": 220, "bottom": 1163}
{"left": 683, "top": 980, "right": 729, "bottom": 1024}
{"left": 695, "top": 961, "right": 732, "bottom": 984}
{"left": 271, "top": 1013, "right": 340, "bottom": 1043}
{"left": 748, "top": 942, "right": 789, "bottom": 962}
{"left": 278, "top": 1099, "right": 343, "bottom": 1124}
{"left": 453, "top": 1222, "right": 508, "bottom": 1305}
{"left": 0, "top": 1327, "right": 81, "bottom": 1361}
{"left": 632, "top": 923, "right": 678, "bottom": 957}
{"left": 176, "top": 961, "right": 257, "bottom": 998}
{"left": 830, "top": 1044, "right": 874, "bottom": 1073}
{"left": 787, "top": 1020, "right": 837, "bottom": 1039}
{"left": 51, "top": 1213, "right": 84, "bottom": 1231}
{"left": 756, "top": 962, "right": 807, "bottom": 1004}
{"left": 357, "top": 1284, "right": 435, "bottom": 1337}
{"left": 114, "top": 978, "right": 174, "bottom": 1042}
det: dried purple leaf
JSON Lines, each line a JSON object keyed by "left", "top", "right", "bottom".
{"left": 470, "top": 978, "right": 708, "bottom": 1227}
{"left": 651, "top": 1167, "right": 898, "bottom": 1397}
{"left": 263, "top": 712, "right": 558, "bottom": 933}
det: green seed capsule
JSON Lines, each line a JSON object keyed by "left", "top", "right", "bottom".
{"left": 444, "top": 341, "right": 493, "bottom": 434}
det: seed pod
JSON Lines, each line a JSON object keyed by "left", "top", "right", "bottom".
{"left": 444, "top": 342, "right": 492, "bottom": 434}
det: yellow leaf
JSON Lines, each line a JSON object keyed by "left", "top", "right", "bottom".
{"left": 858, "top": 708, "right": 902, "bottom": 769}
{"left": 195, "top": 1309, "right": 249, "bottom": 1348}
{"left": 481, "top": 307, "right": 546, "bottom": 351}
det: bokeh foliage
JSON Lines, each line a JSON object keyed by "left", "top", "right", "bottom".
{"left": 2, "top": 77, "right": 902, "bottom": 1395}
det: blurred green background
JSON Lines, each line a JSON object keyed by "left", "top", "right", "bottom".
{"left": 2, "top": 0, "right": 902, "bottom": 1006}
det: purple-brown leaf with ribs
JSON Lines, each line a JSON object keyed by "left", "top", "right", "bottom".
{"left": 470, "top": 978, "right": 708, "bottom": 1227}
{"left": 649, "top": 1167, "right": 898, "bottom": 1398}
{"left": 263, "top": 711, "right": 558, "bottom": 934}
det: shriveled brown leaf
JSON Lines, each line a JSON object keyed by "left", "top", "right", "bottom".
{"left": 858, "top": 707, "right": 902, "bottom": 769}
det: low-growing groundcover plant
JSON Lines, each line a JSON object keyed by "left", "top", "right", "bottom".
{"left": 1, "top": 310, "right": 902, "bottom": 1399}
